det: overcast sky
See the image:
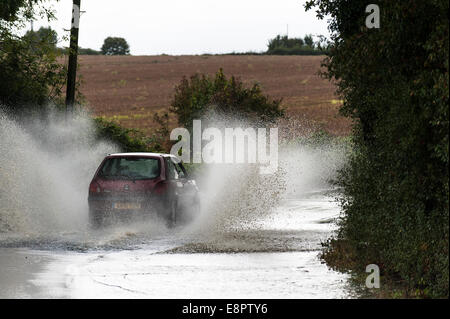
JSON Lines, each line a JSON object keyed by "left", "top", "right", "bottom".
{"left": 32, "top": 0, "right": 329, "bottom": 55}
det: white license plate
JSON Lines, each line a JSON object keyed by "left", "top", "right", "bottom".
{"left": 113, "top": 202, "right": 141, "bottom": 210}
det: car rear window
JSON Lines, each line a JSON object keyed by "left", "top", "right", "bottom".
{"left": 98, "top": 157, "right": 160, "bottom": 180}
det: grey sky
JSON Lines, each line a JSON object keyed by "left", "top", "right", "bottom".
{"left": 33, "top": 0, "right": 329, "bottom": 55}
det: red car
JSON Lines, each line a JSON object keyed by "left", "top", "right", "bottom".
{"left": 88, "top": 153, "right": 200, "bottom": 228}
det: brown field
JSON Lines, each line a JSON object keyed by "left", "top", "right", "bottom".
{"left": 78, "top": 55, "right": 351, "bottom": 136}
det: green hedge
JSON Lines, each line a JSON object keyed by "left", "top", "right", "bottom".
{"left": 266, "top": 46, "right": 325, "bottom": 55}
{"left": 93, "top": 117, "right": 164, "bottom": 153}
{"left": 306, "top": 0, "right": 449, "bottom": 297}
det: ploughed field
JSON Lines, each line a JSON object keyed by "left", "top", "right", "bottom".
{"left": 77, "top": 55, "right": 351, "bottom": 136}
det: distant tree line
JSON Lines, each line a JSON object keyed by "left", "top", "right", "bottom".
{"left": 79, "top": 47, "right": 101, "bottom": 55}
{"left": 23, "top": 27, "right": 130, "bottom": 56}
{"left": 266, "top": 34, "right": 325, "bottom": 55}
{"left": 21, "top": 26, "right": 326, "bottom": 57}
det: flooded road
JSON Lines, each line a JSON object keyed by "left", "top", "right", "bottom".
{"left": 0, "top": 190, "right": 353, "bottom": 299}
{"left": 0, "top": 111, "right": 353, "bottom": 298}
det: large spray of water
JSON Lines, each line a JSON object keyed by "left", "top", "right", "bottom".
{"left": 0, "top": 108, "right": 116, "bottom": 235}
{"left": 175, "top": 114, "right": 348, "bottom": 253}
{"left": 0, "top": 108, "right": 347, "bottom": 251}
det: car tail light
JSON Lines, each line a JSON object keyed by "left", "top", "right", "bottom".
{"left": 154, "top": 181, "right": 168, "bottom": 195}
{"left": 89, "top": 181, "right": 102, "bottom": 194}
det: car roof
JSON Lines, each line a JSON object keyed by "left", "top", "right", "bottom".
{"left": 107, "top": 152, "right": 176, "bottom": 158}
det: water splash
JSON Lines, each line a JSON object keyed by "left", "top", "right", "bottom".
{"left": 0, "top": 108, "right": 347, "bottom": 253}
{"left": 0, "top": 107, "right": 116, "bottom": 236}
{"left": 177, "top": 115, "right": 348, "bottom": 251}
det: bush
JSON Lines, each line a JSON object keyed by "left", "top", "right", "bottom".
{"left": 93, "top": 117, "right": 164, "bottom": 153}
{"left": 306, "top": 0, "right": 449, "bottom": 297}
{"left": 171, "top": 68, "right": 284, "bottom": 129}
{"left": 79, "top": 47, "right": 101, "bottom": 55}
{"left": 266, "top": 46, "right": 323, "bottom": 55}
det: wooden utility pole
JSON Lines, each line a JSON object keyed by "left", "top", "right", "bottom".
{"left": 65, "top": 0, "right": 81, "bottom": 112}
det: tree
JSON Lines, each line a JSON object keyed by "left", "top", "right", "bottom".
{"left": 267, "top": 34, "right": 304, "bottom": 51}
{"left": 0, "top": 1, "right": 68, "bottom": 111}
{"left": 101, "top": 37, "right": 130, "bottom": 56}
{"left": 1, "top": 0, "right": 31, "bottom": 21}
{"left": 306, "top": 0, "right": 449, "bottom": 297}
{"left": 266, "top": 34, "right": 322, "bottom": 55}
{"left": 303, "top": 34, "right": 314, "bottom": 48}
{"left": 23, "top": 26, "right": 58, "bottom": 47}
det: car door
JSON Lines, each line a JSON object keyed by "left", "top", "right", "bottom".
{"left": 176, "top": 162, "right": 197, "bottom": 203}
{"left": 165, "top": 157, "right": 188, "bottom": 207}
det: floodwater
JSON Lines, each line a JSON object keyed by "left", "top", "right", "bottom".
{"left": 0, "top": 190, "right": 354, "bottom": 299}
{"left": 0, "top": 110, "right": 354, "bottom": 299}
